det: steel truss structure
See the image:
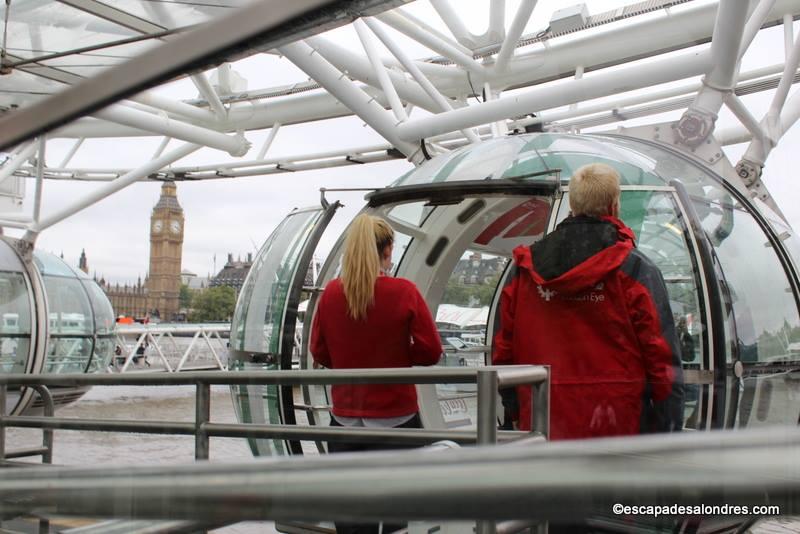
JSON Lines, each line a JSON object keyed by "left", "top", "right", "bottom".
{"left": 0, "top": 0, "right": 799, "bottom": 238}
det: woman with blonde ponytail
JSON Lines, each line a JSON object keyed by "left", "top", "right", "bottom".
{"left": 310, "top": 213, "right": 441, "bottom": 533}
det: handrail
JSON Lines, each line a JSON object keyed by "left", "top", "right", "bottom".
{"left": 0, "top": 426, "right": 797, "bottom": 524}
{"left": 0, "top": 366, "right": 549, "bottom": 462}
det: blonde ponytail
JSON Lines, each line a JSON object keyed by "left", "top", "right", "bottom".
{"left": 341, "top": 214, "right": 394, "bottom": 320}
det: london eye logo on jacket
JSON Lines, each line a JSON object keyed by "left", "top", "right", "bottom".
{"left": 536, "top": 282, "right": 606, "bottom": 304}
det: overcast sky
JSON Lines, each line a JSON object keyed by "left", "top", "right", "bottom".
{"left": 5, "top": 0, "right": 799, "bottom": 284}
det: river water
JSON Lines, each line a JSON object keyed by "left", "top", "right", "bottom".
{"left": 5, "top": 384, "right": 280, "bottom": 533}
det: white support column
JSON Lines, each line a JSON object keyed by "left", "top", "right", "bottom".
{"left": 354, "top": 19, "right": 407, "bottom": 123}
{"left": 153, "top": 137, "right": 171, "bottom": 160}
{"left": 489, "top": 0, "right": 507, "bottom": 44}
{"left": 365, "top": 18, "right": 481, "bottom": 144}
{"left": 569, "top": 66, "right": 584, "bottom": 112}
{"left": 33, "top": 138, "right": 45, "bottom": 224}
{"left": 766, "top": 29, "right": 800, "bottom": 129}
{"left": 676, "top": 0, "right": 750, "bottom": 147}
{"left": 256, "top": 123, "right": 281, "bottom": 160}
{"left": 94, "top": 104, "right": 248, "bottom": 156}
{"left": 59, "top": 137, "right": 84, "bottom": 168}
{"left": 725, "top": 94, "right": 769, "bottom": 144}
{"left": 483, "top": 82, "right": 507, "bottom": 138}
{"left": 129, "top": 92, "right": 216, "bottom": 124}
{"left": 494, "top": 0, "right": 537, "bottom": 73}
{"left": 191, "top": 72, "right": 228, "bottom": 120}
{"left": 376, "top": 11, "right": 485, "bottom": 76}
{"left": 429, "top": 0, "right": 477, "bottom": 50}
{"left": 392, "top": 9, "right": 473, "bottom": 56}
{"left": 738, "top": 0, "right": 778, "bottom": 59}
{"left": 0, "top": 141, "right": 37, "bottom": 185}
{"left": 785, "top": 14, "right": 794, "bottom": 56}
{"left": 304, "top": 36, "right": 439, "bottom": 112}
{"left": 780, "top": 87, "right": 800, "bottom": 137}
{"left": 705, "top": 0, "right": 751, "bottom": 92}
{"left": 396, "top": 49, "right": 711, "bottom": 141}
{"left": 32, "top": 143, "right": 201, "bottom": 232}
{"left": 278, "top": 40, "right": 421, "bottom": 162}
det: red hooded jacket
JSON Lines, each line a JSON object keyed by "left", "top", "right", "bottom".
{"left": 492, "top": 215, "right": 683, "bottom": 440}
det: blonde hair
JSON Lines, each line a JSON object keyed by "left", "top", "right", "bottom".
{"left": 569, "top": 163, "right": 621, "bottom": 217}
{"left": 341, "top": 214, "right": 394, "bottom": 320}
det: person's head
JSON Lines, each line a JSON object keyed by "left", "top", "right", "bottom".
{"left": 341, "top": 214, "right": 395, "bottom": 320}
{"left": 569, "top": 163, "right": 621, "bottom": 218}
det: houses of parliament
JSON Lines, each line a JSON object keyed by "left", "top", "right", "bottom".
{"left": 88, "top": 181, "right": 185, "bottom": 321}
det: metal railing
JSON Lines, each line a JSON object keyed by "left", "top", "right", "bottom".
{"left": 113, "top": 324, "right": 229, "bottom": 373}
{"left": 0, "top": 365, "right": 549, "bottom": 463}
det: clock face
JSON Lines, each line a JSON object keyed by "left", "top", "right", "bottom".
{"left": 169, "top": 220, "right": 181, "bottom": 234}
{"left": 152, "top": 220, "right": 163, "bottom": 233}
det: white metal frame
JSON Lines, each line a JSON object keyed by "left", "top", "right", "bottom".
{"left": 0, "top": 0, "right": 799, "bottom": 234}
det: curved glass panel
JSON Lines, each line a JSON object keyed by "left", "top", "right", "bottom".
{"left": 33, "top": 250, "right": 114, "bottom": 374}
{"left": 0, "top": 241, "right": 33, "bottom": 386}
{"left": 82, "top": 280, "right": 116, "bottom": 371}
{"left": 230, "top": 206, "right": 325, "bottom": 457}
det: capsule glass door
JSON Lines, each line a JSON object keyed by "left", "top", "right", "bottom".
{"left": 303, "top": 180, "right": 560, "bottom": 437}
{"left": 229, "top": 203, "right": 338, "bottom": 456}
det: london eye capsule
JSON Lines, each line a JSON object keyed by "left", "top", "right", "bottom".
{"left": 0, "top": 239, "right": 115, "bottom": 415}
{"left": 229, "top": 132, "right": 800, "bottom": 457}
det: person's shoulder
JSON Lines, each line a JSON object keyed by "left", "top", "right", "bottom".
{"left": 625, "top": 248, "right": 659, "bottom": 271}
{"left": 379, "top": 276, "right": 420, "bottom": 295}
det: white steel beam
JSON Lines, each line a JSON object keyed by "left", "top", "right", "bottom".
{"left": 49, "top": 0, "right": 800, "bottom": 141}
{"left": 0, "top": 142, "right": 38, "bottom": 185}
{"left": 489, "top": 0, "right": 507, "bottom": 44}
{"left": 739, "top": 0, "right": 778, "bottom": 59}
{"left": 304, "top": 36, "right": 439, "bottom": 112}
{"left": 256, "top": 124, "right": 281, "bottom": 160}
{"left": 429, "top": 0, "right": 477, "bottom": 50}
{"left": 376, "top": 11, "right": 485, "bottom": 76}
{"left": 494, "top": 0, "right": 537, "bottom": 73}
{"left": 59, "top": 138, "right": 85, "bottom": 168}
{"left": 31, "top": 143, "right": 200, "bottom": 232}
{"left": 33, "top": 138, "right": 45, "bottom": 224}
{"left": 130, "top": 92, "right": 217, "bottom": 124}
{"left": 93, "top": 104, "right": 249, "bottom": 156}
{"left": 391, "top": 9, "right": 473, "bottom": 56}
{"left": 354, "top": 19, "right": 408, "bottom": 122}
{"left": 56, "top": 0, "right": 166, "bottom": 34}
{"left": 725, "top": 94, "right": 768, "bottom": 145}
{"left": 192, "top": 73, "right": 227, "bottom": 120}
{"left": 785, "top": 14, "right": 795, "bottom": 55}
{"left": 364, "top": 18, "right": 481, "bottom": 144}
{"left": 395, "top": 49, "right": 711, "bottom": 142}
{"left": 153, "top": 137, "right": 172, "bottom": 160}
{"left": 688, "top": 0, "right": 750, "bottom": 118}
{"left": 278, "top": 40, "right": 421, "bottom": 162}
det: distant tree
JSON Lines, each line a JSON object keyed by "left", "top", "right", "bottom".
{"left": 442, "top": 273, "right": 501, "bottom": 307}
{"left": 189, "top": 286, "right": 236, "bottom": 322}
{"left": 179, "top": 284, "right": 193, "bottom": 309}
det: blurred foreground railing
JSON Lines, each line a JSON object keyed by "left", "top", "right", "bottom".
{"left": 0, "top": 424, "right": 798, "bottom": 528}
{"left": 0, "top": 366, "right": 549, "bottom": 463}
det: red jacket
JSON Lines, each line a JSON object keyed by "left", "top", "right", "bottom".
{"left": 310, "top": 276, "right": 442, "bottom": 418}
{"left": 493, "top": 215, "right": 683, "bottom": 440}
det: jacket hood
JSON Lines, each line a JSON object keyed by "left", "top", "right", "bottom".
{"left": 514, "top": 215, "right": 635, "bottom": 294}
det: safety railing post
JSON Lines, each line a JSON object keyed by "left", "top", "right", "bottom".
{"left": 32, "top": 385, "right": 54, "bottom": 464}
{"left": 533, "top": 370, "right": 549, "bottom": 440}
{"left": 476, "top": 369, "right": 498, "bottom": 534}
{"left": 196, "top": 382, "right": 211, "bottom": 460}
{"left": 0, "top": 384, "right": 6, "bottom": 462}
{"left": 476, "top": 369, "right": 498, "bottom": 446}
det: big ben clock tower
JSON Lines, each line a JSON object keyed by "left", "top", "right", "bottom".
{"left": 147, "top": 181, "right": 184, "bottom": 321}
